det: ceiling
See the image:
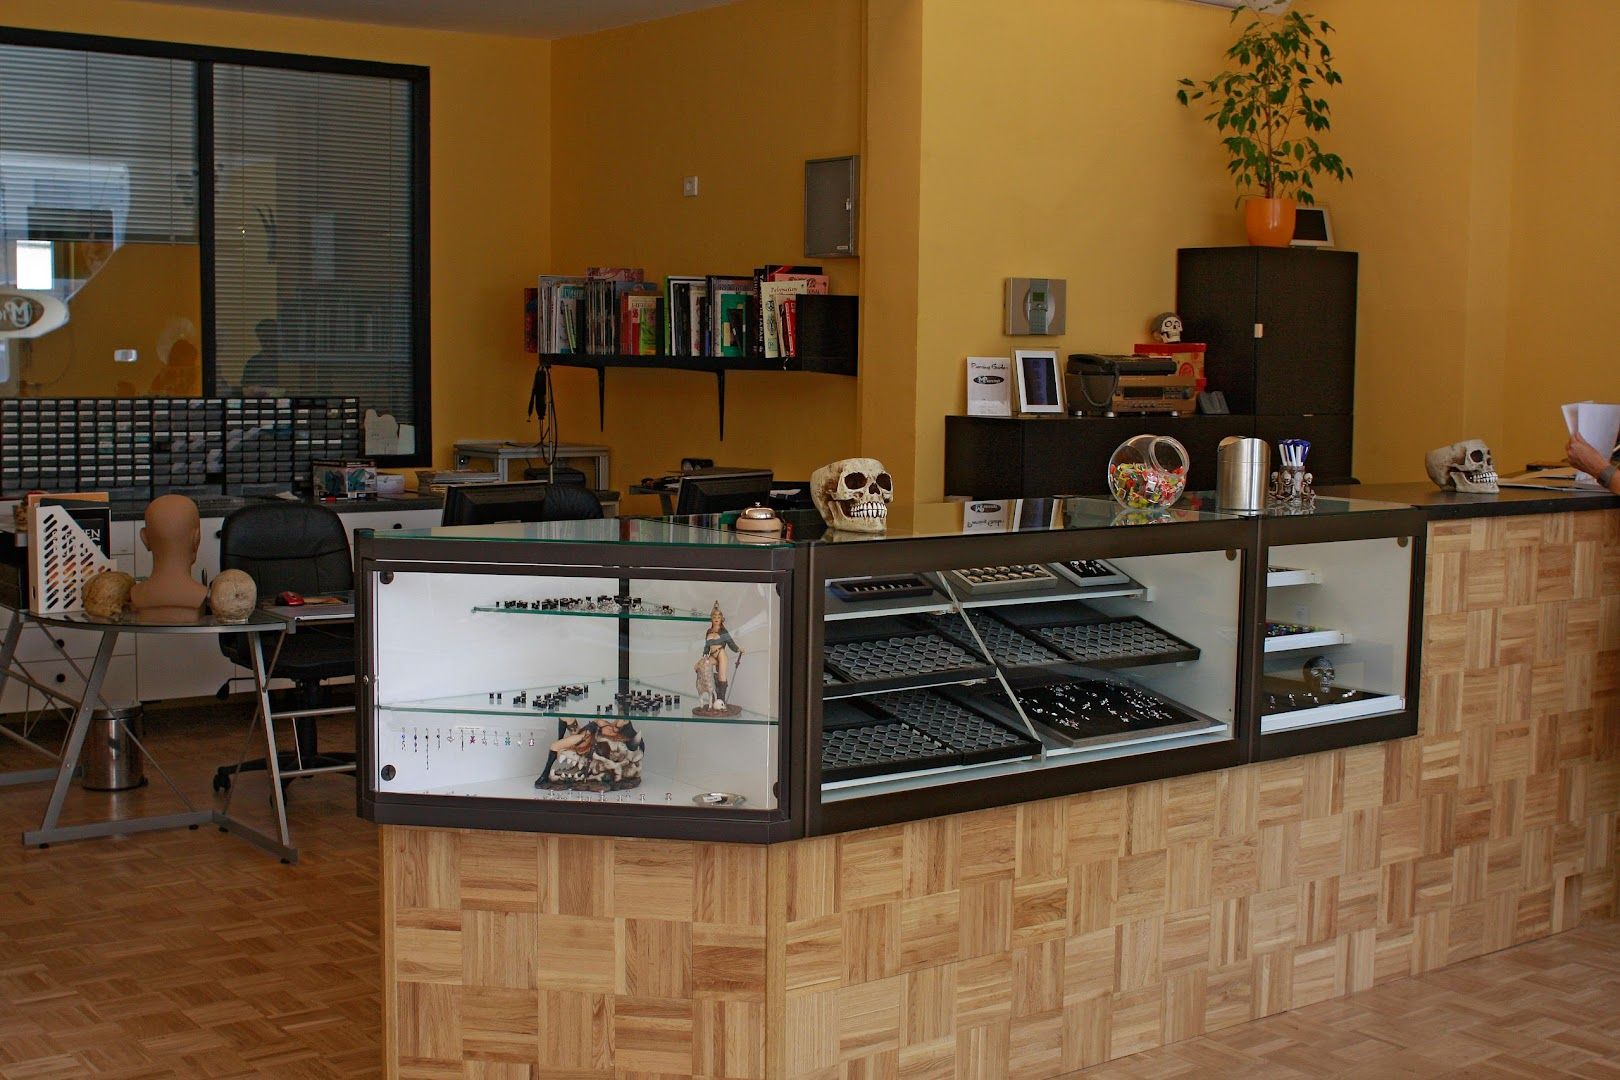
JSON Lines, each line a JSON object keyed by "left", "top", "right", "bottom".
{"left": 166, "top": 0, "right": 739, "bottom": 39}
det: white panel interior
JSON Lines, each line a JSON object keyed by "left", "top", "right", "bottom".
{"left": 371, "top": 569, "right": 780, "bottom": 809}
{"left": 1085, "top": 549, "right": 1243, "bottom": 725}
{"left": 1264, "top": 537, "right": 1412, "bottom": 698}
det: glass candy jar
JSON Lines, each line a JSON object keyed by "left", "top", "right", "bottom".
{"left": 1107, "top": 434, "right": 1188, "bottom": 509}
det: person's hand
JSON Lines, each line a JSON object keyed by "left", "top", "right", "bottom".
{"left": 1567, "top": 433, "right": 1611, "bottom": 476}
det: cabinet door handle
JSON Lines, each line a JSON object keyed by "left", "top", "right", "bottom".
{"left": 392, "top": 522, "right": 403, "bottom": 529}
{"left": 54, "top": 638, "right": 66, "bottom": 649}
{"left": 54, "top": 673, "right": 67, "bottom": 684}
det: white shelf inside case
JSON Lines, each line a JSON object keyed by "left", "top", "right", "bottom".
{"left": 1263, "top": 628, "right": 1348, "bottom": 653}
{"left": 398, "top": 765, "right": 734, "bottom": 808}
{"left": 1261, "top": 694, "right": 1405, "bottom": 733}
{"left": 1266, "top": 566, "right": 1323, "bottom": 588}
{"left": 955, "top": 579, "right": 1146, "bottom": 611}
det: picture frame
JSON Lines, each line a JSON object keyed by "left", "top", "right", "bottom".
{"left": 1290, "top": 206, "right": 1335, "bottom": 248}
{"left": 1014, "top": 349, "right": 1064, "bottom": 414}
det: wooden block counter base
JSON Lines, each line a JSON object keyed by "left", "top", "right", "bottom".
{"left": 381, "top": 509, "right": 1620, "bottom": 1078}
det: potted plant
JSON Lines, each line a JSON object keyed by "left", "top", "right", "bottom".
{"left": 1178, "top": 6, "right": 1352, "bottom": 246}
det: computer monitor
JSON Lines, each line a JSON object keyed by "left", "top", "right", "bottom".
{"left": 674, "top": 471, "right": 774, "bottom": 516}
{"left": 441, "top": 482, "right": 554, "bottom": 526}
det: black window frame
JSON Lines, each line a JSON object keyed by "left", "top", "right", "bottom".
{"left": 0, "top": 25, "right": 432, "bottom": 467}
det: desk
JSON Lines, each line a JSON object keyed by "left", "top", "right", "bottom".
{"left": 453, "top": 440, "right": 611, "bottom": 489}
{"left": 0, "top": 607, "right": 308, "bottom": 863}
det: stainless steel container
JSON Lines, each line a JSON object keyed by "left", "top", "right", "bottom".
{"left": 1217, "top": 436, "right": 1270, "bottom": 513}
{"left": 80, "top": 703, "right": 146, "bottom": 792}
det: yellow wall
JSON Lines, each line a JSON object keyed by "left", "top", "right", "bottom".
{"left": 548, "top": 0, "right": 862, "bottom": 504}
{"left": 1, "top": 0, "right": 551, "bottom": 469}
{"left": 1502, "top": 0, "right": 1620, "bottom": 469}
{"left": 890, "top": 0, "right": 1556, "bottom": 497}
{"left": 20, "top": 243, "right": 202, "bottom": 397}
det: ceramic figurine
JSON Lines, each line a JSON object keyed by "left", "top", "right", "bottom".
{"left": 534, "top": 716, "right": 645, "bottom": 792}
{"left": 692, "top": 602, "right": 744, "bottom": 717}
{"left": 129, "top": 494, "right": 208, "bottom": 612}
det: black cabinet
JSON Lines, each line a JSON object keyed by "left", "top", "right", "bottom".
{"left": 1177, "top": 247, "right": 1357, "bottom": 417}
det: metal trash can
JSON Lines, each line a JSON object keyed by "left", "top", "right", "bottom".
{"left": 81, "top": 704, "right": 147, "bottom": 792}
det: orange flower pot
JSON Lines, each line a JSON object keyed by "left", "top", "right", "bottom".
{"left": 1243, "top": 197, "right": 1297, "bottom": 247}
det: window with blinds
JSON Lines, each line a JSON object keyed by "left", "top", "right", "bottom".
{"left": 0, "top": 44, "right": 196, "bottom": 253}
{"left": 212, "top": 64, "right": 418, "bottom": 455}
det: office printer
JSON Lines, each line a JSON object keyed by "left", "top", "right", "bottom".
{"left": 1066, "top": 354, "right": 1198, "bottom": 417}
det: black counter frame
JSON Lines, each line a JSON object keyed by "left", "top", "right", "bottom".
{"left": 353, "top": 532, "right": 806, "bottom": 843}
{"left": 1247, "top": 506, "right": 1427, "bottom": 763}
{"left": 352, "top": 506, "right": 1427, "bottom": 844}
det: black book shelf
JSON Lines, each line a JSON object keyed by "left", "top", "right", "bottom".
{"left": 541, "top": 295, "right": 857, "bottom": 438}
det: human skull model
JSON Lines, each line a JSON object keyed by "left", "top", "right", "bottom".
{"left": 1425, "top": 439, "right": 1499, "bottom": 493}
{"left": 1151, "top": 312, "right": 1183, "bottom": 344}
{"left": 811, "top": 458, "right": 893, "bottom": 532}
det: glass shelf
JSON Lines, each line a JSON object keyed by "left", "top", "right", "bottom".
{"left": 383, "top": 677, "right": 776, "bottom": 727}
{"left": 471, "top": 604, "right": 711, "bottom": 623}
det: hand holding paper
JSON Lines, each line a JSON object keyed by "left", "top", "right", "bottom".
{"left": 1562, "top": 401, "right": 1620, "bottom": 486}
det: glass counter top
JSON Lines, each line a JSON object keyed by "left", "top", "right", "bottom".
{"left": 375, "top": 493, "right": 1418, "bottom": 549}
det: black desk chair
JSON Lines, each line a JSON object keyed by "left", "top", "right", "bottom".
{"left": 212, "top": 502, "right": 356, "bottom": 794}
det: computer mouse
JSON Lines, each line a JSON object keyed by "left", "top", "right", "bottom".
{"left": 276, "top": 591, "right": 305, "bottom": 606}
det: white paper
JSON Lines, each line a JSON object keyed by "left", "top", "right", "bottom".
{"left": 960, "top": 499, "right": 1013, "bottom": 533}
{"left": 1563, "top": 400, "right": 1620, "bottom": 485}
{"left": 965, "top": 356, "right": 1013, "bottom": 416}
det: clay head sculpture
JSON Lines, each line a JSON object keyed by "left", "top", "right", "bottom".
{"left": 129, "top": 494, "right": 208, "bottom": 612}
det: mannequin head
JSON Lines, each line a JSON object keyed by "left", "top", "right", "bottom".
{"left": 129, "top": 494, "right": 208, "bottom": 612}
{"left": 141, "top": 494, "right": 201, "bottom": 564}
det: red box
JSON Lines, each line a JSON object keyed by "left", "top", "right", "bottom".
{"left": 1135, "top": 342, "right": 1206, "bottom": 392}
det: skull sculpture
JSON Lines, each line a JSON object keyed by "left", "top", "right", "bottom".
{"left": 811, "top": 458, "right": 894, "bottom": 532}
{"left": 1425, "top": 439, "right": 1499, "bottom": 493}
{"left": 1151, "top": 312, "right": 1183, "bottom": 344}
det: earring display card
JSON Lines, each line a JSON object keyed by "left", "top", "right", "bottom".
{"left": 965, "top": 356, "right": 1013, "bottom": 417}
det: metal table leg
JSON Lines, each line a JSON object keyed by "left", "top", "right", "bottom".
{"left": 0, "top": 617, "right": 59, "bottom": 787}
{"left": 21, "top": 630, "right": 212, "bottom": 847}
{"left": 213, "top": 629, "right": 299, "bottom": 864}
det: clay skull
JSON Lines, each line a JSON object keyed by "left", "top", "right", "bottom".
{"left": 1151, "top": 312, "right": 1183, "bottom": 344}
{"left": 1425, "top": 439, "right": 1499, "bottom": 493}
{"left": 811, "top": 458, "right": 893, "bottom": 532}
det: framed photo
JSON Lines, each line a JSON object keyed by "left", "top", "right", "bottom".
{"left": 1290, "top": 206, "right": 1335, "bottom": 247}
{"left": 1013, "top": 498, "right": 1060, "bottom": 530}
{"left": 1014, "top": 349, "right": 1064, "bottom": 414}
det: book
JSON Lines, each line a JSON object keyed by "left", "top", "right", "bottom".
{"left": 537, "top": 275, "right": 584, "bottom": 353}
{"left": 664, "top": 276, "right": 704, "bottom": 357}
{"left": 706, "top": 276, "right": 754, "bottom": 358}
{"left": 751, "top": 265, "right": 822, "bottom": 357}
{"left": 621, "top": 293, "right": 662, "bottom": 355}
{"left": 779, "top": 296, "right": 798, "bottom": 359}
{"left": 687, "top": 284, "right": 709, "bottom": 356}
{"left": 554, "top": 283, "right": 584, "bottom": 353}
{"left": 759, "top": 278, "right": 811, "bottom": 360}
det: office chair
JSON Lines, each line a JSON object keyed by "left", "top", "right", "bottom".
{"left": 537, "top": 483, "right": 604, "bottom": 521}
{"left": 211, "top": 502, "right": 356, "bottom": 794}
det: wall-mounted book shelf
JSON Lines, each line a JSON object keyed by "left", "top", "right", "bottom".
{"left": 541, "top": 347, "right": 857, "bottom": 438}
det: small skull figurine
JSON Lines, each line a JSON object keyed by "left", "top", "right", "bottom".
{"left": 811, "top": 458, "right": 894, "bottom": 532}
{"left": 1424, "top": 439, "right": 1499, "bottom": 493}
{"left": 1150, "top": 312, "right": 1183, "bottom": 344}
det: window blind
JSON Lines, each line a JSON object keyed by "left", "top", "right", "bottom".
{"left": 0, "top": 44, "right": 196, "bottom": 256}
{"left": 212, "top": 63, "right": 415, "bottom": 453}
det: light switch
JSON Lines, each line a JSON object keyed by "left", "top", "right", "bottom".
{"left": 682, "top": 175, "right": 700, "bottom": 197}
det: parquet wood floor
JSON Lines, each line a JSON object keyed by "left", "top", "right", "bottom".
{"left": 0, "top": 702, "right": 380, "bottom": 1079}
{"left": 1074, "top": 917, "right": 1620, "bottom": 1078}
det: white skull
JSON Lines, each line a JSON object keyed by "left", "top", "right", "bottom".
{"left": 1425, "top": 439, "right": 1498, "bottom": 493}
{"left": 1152, "top": 312, "right": 1183, "bottom": 344}
{"left": 811, "top": 458, "right": 893, "bottom": 532}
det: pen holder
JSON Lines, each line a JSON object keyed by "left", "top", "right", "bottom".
{"left": 1269, "top": 465, "right": 1315, "bottom": 507}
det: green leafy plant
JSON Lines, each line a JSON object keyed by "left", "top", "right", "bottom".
{"left": 1177, "top": 6, "right": 1352, "bottom": 205}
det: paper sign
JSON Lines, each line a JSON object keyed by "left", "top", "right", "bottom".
{"left": 966, "top": 357, "right": 1013, "bottom": 416}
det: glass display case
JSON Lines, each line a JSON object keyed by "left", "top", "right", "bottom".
{"left": 805, "top": 498, "right": 1254, "bottom": 832}
{"left": 1251, "top": 498, "right": 1426, "bottom": 760}
{"left": 357, "top": 518, "right": 802, "bottom": 842}
{"left": 354, "top": 496, "right": 1423, "bottom": 841}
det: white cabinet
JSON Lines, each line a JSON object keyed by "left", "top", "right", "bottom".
{"left": 341, "top": 508, "right": 443, "bottom": 536}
